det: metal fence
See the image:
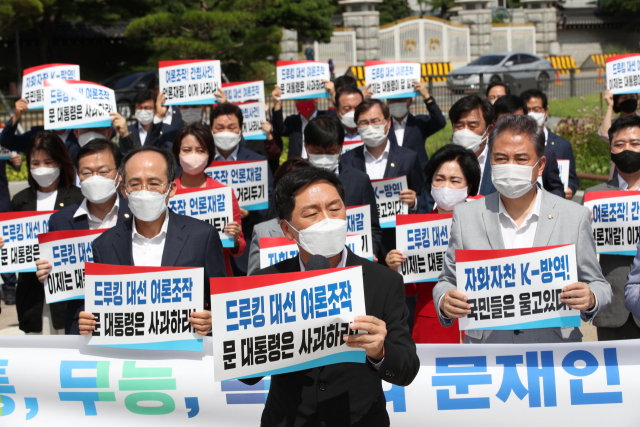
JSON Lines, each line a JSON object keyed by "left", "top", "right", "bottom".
{"left": 314, "top": 30, "right": 357, "bottom": 77}
{"left": 490, "top": 25, "right": 536, "bottom": 55}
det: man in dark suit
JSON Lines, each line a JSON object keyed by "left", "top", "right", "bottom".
{"left": 243, "top": 167, "right": 419, "bottom": 427}
{"left": 77, "top": 145, "right": 227, "bottom": 335}
{"left": 386, "top": 80, "right": 446, "bottom": 169}
{"left": 522, "top": 89, "right": 580, "bottom": 199}
{"left": 34, "top": 139, "right": 132, "bottom": 334}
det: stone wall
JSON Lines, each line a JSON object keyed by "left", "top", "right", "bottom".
{"left": 279, "top": 28, "right": 298, "bottom": 61}
{"left": 524, "top": 8, "right": 557, "bottom": 57}
{"left": 458, "top": 9, "right": 492, "bottom": 59}
{"left": 343, "top": 11, "right": 380, "bottom": 62}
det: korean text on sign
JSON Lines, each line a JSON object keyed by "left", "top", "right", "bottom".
{"left": 606, "top": 53, "right": 640, "bottom": 95}
{"left": 44, "top": 80, "right": 116, "bottom": 131}
{"left": 205, "top": 160, "right": 268, "bottom": 211}
{"left": 38, "top": 229, "right": 105, "bottom": 304}
{"left": 277, "top": 60, "right": 330, "bottom": 100}
{"left": 396, "top": 213, "right": 452, "bottom": 283}
{"left": 371, "top": 175, "right": 409, "bottom": 228}
{"left": 365, "top": 61, "right": 420, "bottom": 99}
{"left": 0, "top": 210, "right": 54, "bottom": 273}
{"left": 346, "top": 205, "right": 373, "bottom": 261}
{"left": 159, "top": 59, "right": 222, "bottom": 106}
{"left": 210, "top": 266, "right": 366, "bottom": 381}
{"left": 456, "top": 244, "right": 580, "bottom": 331}
{"left": 583, "top": 190, "right": 640, "bottom": 256}
{"left": 22, "top": 64, "right": 80, "bottom": 110}
{"left": 84, "top": 263, "right": 205, "bottom": 352}
{"left": 222, "top": 80, "right": 265, "bottom": 104}
{"left": 238, "top": 101, "right": 267, "bottom": 140}
{"left": 259, "top": 235, "right": 364, "bottom": 270}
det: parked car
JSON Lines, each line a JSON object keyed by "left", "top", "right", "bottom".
{"left": 102, "top": 71, "right": 158, "bottom": 119}
{"left": 447, "top": 52, "right": 554, "bottom": 93}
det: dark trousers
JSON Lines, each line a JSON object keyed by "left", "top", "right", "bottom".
{"left": 2, "top": 273, "right": 16, "bottom": 291}
{"left": 597, "top": 314, "right": 640, "bottom": 341}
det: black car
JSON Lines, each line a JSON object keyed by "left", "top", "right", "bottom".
{"left": 102, "top": 71, "right": 158, "bottom": 119}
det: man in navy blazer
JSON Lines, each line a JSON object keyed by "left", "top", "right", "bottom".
{"left": 76, "top": 145, "right": 227, "bottom": 335}
{"left": 387, "top": 81, "right": 446, "bottom": 169}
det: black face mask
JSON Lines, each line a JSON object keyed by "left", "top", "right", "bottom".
{"left": 611, "top": 150, "right": 640, "bottom": 174}
{"left": 619, "top": 99, "right": 638, "bottom": 114}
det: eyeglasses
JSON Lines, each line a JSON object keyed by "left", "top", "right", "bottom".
{"left": 79, "top": 168, "right": 117, "bottom": 180}
{"left": 125, "top": 181, "right": 169, "bottom": 193}
{"left": 356, "top": 117, "right": 385, "bottom": 128}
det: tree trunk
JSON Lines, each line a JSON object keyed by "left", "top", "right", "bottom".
{"left": 33, "top": 9, "right": 60, "bottom": 64}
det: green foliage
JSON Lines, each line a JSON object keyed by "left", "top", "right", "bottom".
{"left": 376, "top": 0, "right": 411, "bottom": 26}
{"left": 425, "top": 120, "right": 452, "bottom": 158}
{"left": 603, "top": 0, "right": 640, "bottom": 14}
{"left": 429, "top": 0, "right": 456, "bottom": 17}
{"left": 547, "top": 93, "right": 603, "bottom": 119}
{"left": 0, "top": 0, "right": 42, "bottom": 34}
{"left": 603, "top": 43, "right": 633, "bottom": 55}
{"left": 6, "top": 155, "right": 27, "bottom": 182}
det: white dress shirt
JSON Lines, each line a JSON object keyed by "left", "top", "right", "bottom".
{"left": 73, "top": 196, "right": 120, "bottom": 230}
{"left": 618, "top": 175, "right": 640, "bottom": 191}
{"left": 299, "top": 110, "right": 318, "bottom": 159}
{"left": 132, "top": 208, "right": 169, "bottom": 267}
{"left": 138, "top": 122, "right": 149, "bottom": 146}
{"left": 36, "top": 190, "right": 58, "bottom": 211}
{"left": 363, "top": 140, "right": 390, "bottom": 180}
{"left": 498, "top": 188, "right": 542, "bottom": 250}
{"left": 543, "top": 126, "right": 549, "bottom": 145}
{"left": 392, "top": 115, "right": 408, "bottom": 147}
{"left": 477, "top": 143, "right": 489, "bottom": 185}
{"left": 163, "top": 107, "right": 173, "bottom": 125}
{"left": 214, "top": 145, "right": 240, "bottom": 161}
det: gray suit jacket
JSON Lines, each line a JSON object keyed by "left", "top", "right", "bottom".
{"left": 247, "top": 218, "right": 284, "bottom": 276}
{"left": 433, "top": 189, "right": 612, "bottom": 344}
{"left": 584, "top": 178, "right": 640, "bottom": 328}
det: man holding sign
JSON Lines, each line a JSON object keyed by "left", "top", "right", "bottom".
{"left": 434, "top": 114, "right": 611, "bottom": 344}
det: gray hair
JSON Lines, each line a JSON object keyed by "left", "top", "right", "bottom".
{"left": 118, "top": 146, "right": 177, "bottom": 186}
{"left": 488, "top": 114, "right": 545, "bottom": 159}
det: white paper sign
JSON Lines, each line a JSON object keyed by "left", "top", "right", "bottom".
{"left": 205, "top": 160, "right": 269, "bottom": 211}
{"left": 557, "top": 159, "right": 570, "bottom": 191}
{"left": 159, "top": 59, "right": 221, "bottom": 106}
{"left": 168, "top": 186, "right": 235, "bottom": 248}
{"left": 0, "top": 210, "right": 54, "bottom": 273}
{"left": 277, "top": 60, "right": 330, "bottom": 100}
{"left": 238, "top": 101, "right": 266, "bottom": 140}
{"left": 22, "top": 63, "right": 80, "bottom": 109}
{"left": 221, "top": 81, "right": 267, "bottom": 140}
{"left": 365, "top": 60, "right": 420, "bottom": 99}
{"left": 583, "top": 190, "right": 640, "bottom": 256}
{"left": 38, "top": 229, "right": 105, "bottom": 304}
{"left": 341, "top": 139, "right": 363, "bottom": 154}
{"left": 222, "top": 80, "right": 265, "bottom": 104}
{"left": 210, "top": 266, "right": 366, "bottom": 381}
{"left": 259, "top": 235, "right": 364, "bottom": 270}
{"left": 371, "top": 176, "right": 409, "bottom": 228}
{"left": 84, "top": 263, "right": 205, "bottom": 352}
{"left": 606, "top": 53, "right": 640, "bottom": 95}
{"left": 346, "top": 205, "right": 373, "bottom": 261}
{"left": 44, "top": 80, "right": 116, "bottom": 130}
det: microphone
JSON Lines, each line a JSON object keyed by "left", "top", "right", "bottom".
{"left": 306, "top": 255, "right": 330, "bottom": 271}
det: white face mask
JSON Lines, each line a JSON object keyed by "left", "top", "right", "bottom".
{"left": 31, "top": 167, "right": 60, "bottom": 188}
{"left": 78, "top": 131, "right": 108, "bottom": 148}
{"left": 452, "top": 128, "right": 488, "bottom": 153}
{"left": 528, "top": 111, "right": 546, "bottom": 128}
{"left": 126, "top": 189, "right": 170, "bottom": 222}
{"left": 181, "top": 108, "right": 203, "bottom": 125}
{"left": 340, "top": 111, "right": 356, "bottom": 129}
{"left": 491, "top": 160, "right": 540, "bottom": 199}
{"left": 359, "top": 124, "right": 388, "bottom": 148}
{"left": 81, "top": 173, "right": 118, "bottom": 204}
{"left": 431, "top": 186, "right": 468, "bottom": 212}
{"left": 180, "top": 153, "right": 209, "bottom": 175}
{"left": 308, "top": 153, "right": 340, "bottom": 171}
{"left": 388, "top": 102, "right": 409, "bottom": 118}
{"left": 135, "top": 109, "right": 154, "bottom": 126}
{"left": 213, "top": 131, "right": 241, "bottom": 151}
{"left": 286, "top": 218, "right": 348, "bottom": 258}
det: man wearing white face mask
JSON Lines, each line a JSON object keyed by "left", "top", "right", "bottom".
{"left": 34, "top": 139, "right": 132, "bottom": 334}
{"left": 123, "top": 90, "right": 171, "bottom": 153}
{"left": 335, "top": 86, "right": 365, "bottom": 142}
{"left": 434, "top": 114, "right": 612, "bottom": 344}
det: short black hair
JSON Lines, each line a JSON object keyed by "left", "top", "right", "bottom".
{"left": 424, "top": 144, "right": 481, "bottom": 197}
{"left": 335, "top": 86, "right": 363, "bottom": 111}
{"left": 608, "top": 115, "right": 640, "bottom": 143}
{"left": 354, "top": 98, "right": 389, "bottom": 124}
{"left": 449, "top": 95, "right": 494, "bottom": 127}
{"left": 210, "top": 102, "right": 243, "bottom": 129}
{"left": 486, "top": 81, "right": 510, "bottom": 97}
{"left": 493, "top": 94, "right": 528, "bottom": 117}
{"left": 304, "top": 116, "right": 345, "bottom": 148}
{"left": 334, "top": 75, "right": 357, "bottom": 92}
{"left": 520, "top": 89, "right": 548, "bottom": 110}
{"left": 274, "top": 167, "right": 346, "bottom": 221}
{"left": 75, "top": 139, "right": 123, "bottom": 170}
{"left": 134, "top": 90, "right": 156, "bottom": 106}
{"left": 119, "top": 146, "right": 177, "bottom": 185}
{"left": 273, "top": 158, "right": 311, "bottom": 190}
{"left": 489, "top": 114, "right": 545, "bottom": 159}
{"left": 172, "top": 123, "right": 216, "bottom": 165}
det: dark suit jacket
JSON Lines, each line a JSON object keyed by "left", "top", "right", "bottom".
{"left": 92, "top": 209, "right": 227, "bottom": 309}
{"left": 243, "top": 249, "right": 420, "bottom": 427}
{"left": 547, "top": 129, "right": 579, "bottom": 194}
{"left": 120, "top": 121, "right": 179, "bottom": 155}
{"left": 542, "top": 145, "right": 565, "bottom": 198}
{"left": 479, "top": 150, "right": 497, "bottom": 196}
{"left": 387, "top": 99, "right": 447, "bottom": 169}
{"left": 1, "top": 118, "right": 80, "bottom": 161}
{"left": 168, "top": 107, "right": 184, "bottom": 129}
{"left": 272, "top": 109, "right": 331, "bottom": 159}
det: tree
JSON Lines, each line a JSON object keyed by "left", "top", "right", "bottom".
{"left": 429, "top": 0, "right": 456, "bottom": 17}
{"left": 603, "top": 0, "right": 640, "bottom": 14}
{"left": 376, "top": 0, "right": 411, "bottom": 26}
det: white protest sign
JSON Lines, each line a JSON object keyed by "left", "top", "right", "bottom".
{"left": 43, "top": 80, "right": 116, "bottom": 130}
{"left": 346, "top": 205, "right": 373, "bottom": 261}
{"left": 557, "top": 159, "right": 570, "bottom": 191}
{"left": 210, "top": 266, "right": 366, "bottom": 381}
{"left": 221, "top": 81, "right": 267, "bottom": 140}
{"left": 365, "top": 60, "right": 420, "bottom": 99}
{"left": 238, "top": 101, "right": 266, "bottom": 140}
{"left": 159, "top": 60, "right": 221, "bottom": 106}
{"left": 222, "top": 80, "right": 265, "bottom": 104}
{"left": 259, "top": 235, "right": 364, "bottom": 270}
{"left": 606, "top": 53, "right": 640, "bottom": 95}
{"left": 341, "top": 139, "right": 363, "bottom": 154}
{"left": 205, "top": 160, "right": 269, "bottom": 211}
{"left": 456, "top": 244, "right": 580, "bottom": 331}
{"left": 371, "top": 176, "right": 409, "bottom": 228}
{"left": 22, "top": 64, "right": 80, "bottom": 109}
{"left": 396, "top": 213, "right": 451, "bottom": 283}
{"left": 277, "top": 60, "right": 330, "bottom": 100}
{"left": 168, "top": 186, "right": 235, "bottom": 248}
{"left": 38, "top": 229, "right": 104, "bottom": 304}
{"left": 0, "top": 210, "right": 54, "bottom": 273}
{"left": 84, "top": 263, "right": 205, "bottom": 351}
{"left": 583, "top": 190, "right": 640, "bottom": 256}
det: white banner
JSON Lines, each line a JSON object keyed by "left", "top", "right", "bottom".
{"left": 346, "top": 205, "right": 373, "bottom": 261}
{"left": 456, "top": 244, "right": 580, "bottom": 331}
{"left": 396, "top": 213, "right": 451, "bottom": 283}
{"left": 222, "top": 81, "right": 265, "bottom": 104}
{"left": 365, "top": 60, "right": 420, "bottom": 99}
{"left": 221, "top": 81, "right": 266, "bottom": 140}
{"left": 583, "top": 190, "right": 640, "bottom": 256}
{"left": 606, "top": 53, "right": 640, "bottom": 95}
{"left": 238, "top": 101, "right": 266, "bottom": 140}
{"left": 259, "top": 235, "right": 364, "bottom": 270}
{"left": 44, "top": 80, "right": 116, "bottom": 130}
{"left": 0, "top": 210, "right": 54, "bottom": 273}
{"left": 276, "top": 60, "right": 330, "bottom": 100}
{"left": 210, "top": 267, "right": 366, "bottom": 381}
{"left": 371, "top": 176, "right": 408, "bottom": 228}
{"left": 159, "top": 60, "right": 221, "bottom": 106}
{"left": 84, "top": 263, "right": 204, "bottom": 352}
{"left": 341, "top": 139, "right": 363, "bottom": 154}
{"left": 168, "top": 186, "right": 234, "bottom": 248}
{"left": 22, "top": 64, "right": 80, "bottom": 109}
{"left": 38, "top": 229, "right": 104, "bottom": 304}
{"left": 205, "top": 160, "right": 268, "bottom": 211}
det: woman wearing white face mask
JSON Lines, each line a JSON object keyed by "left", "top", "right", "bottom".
{"left": 6, "top": 132, "right": 83, "bottom": 335}
{"left": 172, "top": 123, "right": 245, "bottom": 277}
{"left": 386, "top": 144, "right": 481, "bottom": 344}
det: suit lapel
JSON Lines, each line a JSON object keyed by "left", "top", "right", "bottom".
{"left": 482, "top": 195, "right": 505, "bottom": 249}
{"left": 387, "top": 121, "right": 398, "bottom": 145}
{"left": 269, "top": 220, "right": 283, "bottom": 237}
{"left": 114, "top": 218, "right": 135, "bottom": 265}
{"left": 403, "top": 115, "right": 417, "bottom": 147}
{"left": 161, "top": 211, "right": 188, "bottom": 267}
{"left": 349, "top": 147, "right": 367, "bottom": 173}
{"left": 383, "top": 142, "right": 398, "bottom": 178}
{"left": 533, "top": 191, "right": 560, "bottom": 247}
{"left": 479, "top": 152, "right": 494, "bottom": 195}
